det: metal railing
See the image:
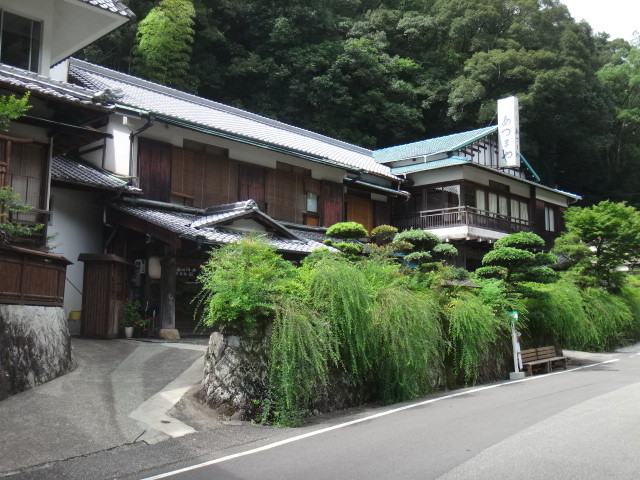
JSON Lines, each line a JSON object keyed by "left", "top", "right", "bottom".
{"left": 393, "top": 206, "right": 531, "bottom": 234}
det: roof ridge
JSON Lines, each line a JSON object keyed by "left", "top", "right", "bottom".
{"left": 69, "top": 58, "right": 374, "bottom": 156}
{"left": 374, "top": 125, "right": 497, "bottom": 155}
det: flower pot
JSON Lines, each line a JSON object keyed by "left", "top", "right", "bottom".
{"left": 124, "top": 326, "right": 134, "bottom": 339}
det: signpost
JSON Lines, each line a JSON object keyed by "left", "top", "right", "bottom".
{"left": 509, "top": 311, "right": 525, "bottom": 380}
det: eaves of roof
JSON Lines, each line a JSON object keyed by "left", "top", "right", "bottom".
{"left": 351, "top": 180, "right": 410, "bottom": 197}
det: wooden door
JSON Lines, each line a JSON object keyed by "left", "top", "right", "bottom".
{"left": 238, "top": 163, "right": 266, "bottom": 210}
{"left": 321, "top": 181, "right": 343, "bottom": 227}
{"left": 139, "top": 138, "right": 172, "bottom": 202}
{"left": 346, "top": 194, "right": 373, "bottom": 233}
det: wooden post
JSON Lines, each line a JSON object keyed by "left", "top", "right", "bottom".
{"left": 160, "top": 251, "right": 178, "bottom": 339}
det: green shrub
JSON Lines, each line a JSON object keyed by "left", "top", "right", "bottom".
{"left": 389, "top": 240, "right": 414, "bottom": 253}
{"left": 475, "top": 266, "right": 509, "bottom": 280}
{"left": 393, "top": 229, "right": 440, "bottom": 251}
{"left": 482, "top": 247, "right": 535, "bottom": 270}
{"left": 197, "top": 237, "right": 297, "bottom": 330}
{"left": 523, "top": 281, "right": 588, "bottom": 348}
{"left": 475, "top": 278, "right": 526, "bottom": 317}
{"left": 532, "top": 252, "right": 559, "bottom": 267}
{"left": 494, "top": 232, "right": 545, "bottom": 251}
{"left": 432, "top": 243, "right": 458, "bottom": 260}
{"left": 511, "top": 266, "right": 559, "bottom": 284}
{"left": 446, "top": 294, "right": 503, "bottom": 385}
{"left": 619, "top": 278, "right": 640, "bottom": 341}
{"left": 372, "top": 287, "right": 443, "bottom": 402}
{"left": 333, "top": 242, "right": 363, "bottom": 257}
{"left": 581, "top": 287, "right": 633, "bottom": 351}
{"left": 371, "top": 225, "right": 398, "bottom": 245}
{"left": 404, "top": 251, "right": 433, "bottom": 265}
{"left": 326, "top": 222, "right": 368, "bottom": 239}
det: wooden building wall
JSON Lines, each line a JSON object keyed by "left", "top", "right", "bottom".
{"left": 140, "top": 138, "right": 371, "bottom": 228}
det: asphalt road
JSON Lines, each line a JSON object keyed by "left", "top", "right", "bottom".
{"left": 6, "top": 349, "right": 640, "bottom": 480}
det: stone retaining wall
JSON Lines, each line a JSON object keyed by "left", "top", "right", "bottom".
{"left": 0, "top": 305, "right": 75, "bottom": 400}
{"left": 202, "top": 326, "right": 366, "bottom": 420}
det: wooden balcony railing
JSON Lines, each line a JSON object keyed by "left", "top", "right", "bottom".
{"left": 393, "top": 206, "right": 531, "bottom": 234}
{"left": 0, "top": 245, "right": 71, "bottom": 307}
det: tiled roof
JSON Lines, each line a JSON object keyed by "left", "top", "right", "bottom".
{"left": 80, "top": 0, "right": 135, "bottom": 18}
{"left": 391, "top": 156, "right": 471, "bottom": 175}
{"left": 374, "top": 126, "right": 498, "bottom": 164}
{"left": 112, "top": 200, "right": 330, "bottom": 254}
{"left": 52, "top": 155, "right": 139, "bottom": 192}
{"left": 0, "top": 64, "right": 109, "bottom": 108}
{"left": 68, "top": 58, "right": 398, "bottom": 180}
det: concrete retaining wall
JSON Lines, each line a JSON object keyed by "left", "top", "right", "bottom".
{"left": 0, "top": 305, "right": 75, "bottom": 400}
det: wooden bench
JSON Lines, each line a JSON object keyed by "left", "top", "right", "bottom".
{"left": 521, "top": 346, "right": 568, "bottom": 376}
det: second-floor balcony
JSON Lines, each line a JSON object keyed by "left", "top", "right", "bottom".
{"left": 394, "top": 206, "right": 531, "bottom": 236}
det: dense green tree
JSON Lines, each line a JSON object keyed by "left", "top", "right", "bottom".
{"left": 554, "top": 201, "right": 640, "bottom": 291}
{"left": 133, "top": 0, "right": 196, "bottom": 91}
{"left": 77, "top": 0, "right": 640, "bottom": 205}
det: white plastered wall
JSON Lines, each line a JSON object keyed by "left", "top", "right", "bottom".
{"left": 48, "top": 187, "right": 104, "bottom": 322}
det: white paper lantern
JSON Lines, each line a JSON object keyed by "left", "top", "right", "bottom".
{"left": 148, "top": 256, "right": 162, "bottom": 279}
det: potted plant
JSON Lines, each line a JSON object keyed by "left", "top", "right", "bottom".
{"left": 120, "top": 299, "right": 143, "bottom": 339}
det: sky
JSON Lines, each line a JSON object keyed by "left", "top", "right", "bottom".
{"left": 561, "top": 0, "right": 638, "bottom": 42}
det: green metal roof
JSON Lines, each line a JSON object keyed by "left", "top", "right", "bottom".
{"left": 374, "top": 126, "right": 498, "bottom": 164}
{"left": 391, "top": 156, "right": 470, "bottom": 175}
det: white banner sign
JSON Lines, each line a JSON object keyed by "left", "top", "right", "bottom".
{"left": 498, "top": 96, "right": 520, "bottom": 168}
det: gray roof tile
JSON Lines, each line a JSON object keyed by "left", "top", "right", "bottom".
{"left": 113, "top": 201, "right": 330, "bottom": 254}
{"left": 0, "top": 64, "right": 108, "bottom": 108}
{"left": 52, "top": 155, "right": 139, "bottom": 192}
{"left": 68, "top": 59, "right": 398, "bottom": 180}
{"left": 80, "top": 0, "right": 135, "bottom": 18}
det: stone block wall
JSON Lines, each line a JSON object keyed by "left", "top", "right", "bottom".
{"left": 0, "top": 305, "right": 75, "bottom": 400}
{"left": 202, "top": 325, "right": 367, "bottom": 420}
{"left": 203, "top": 327, "right": 271, "bottom": 419}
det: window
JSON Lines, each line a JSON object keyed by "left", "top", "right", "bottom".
{"left": 426, "top": 184, "right": 460, "bottom": 210}
{"left": 0, "top": 10, "right": 41, "bottom": 72}
{"left": 510, "top": 198, "right": 529, "bottom": 224}
{"left": 544, "top": 206, "right": 556, "bottom": 232}
{"left": 306, "top": 192, "right": 318, "bottom": 213}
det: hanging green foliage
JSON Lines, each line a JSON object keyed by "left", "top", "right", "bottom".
{"left": 262, "top": 298, "right": 333, "bottom": 426}
{"left": 371, "top": 287, "right": 443, "bottom": 402}
{"left": 446, "top": 294, "right": 504, "bottom": 385}
{"left": 308, "top": 257, "right": 372, "bottom": 374}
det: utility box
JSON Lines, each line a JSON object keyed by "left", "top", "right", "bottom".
{"left": 79, "top": 254, "right": 129, "bottom": 338}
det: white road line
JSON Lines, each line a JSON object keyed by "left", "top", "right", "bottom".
{"left": 140, "top": 358, "right": 620, "bottom": 480}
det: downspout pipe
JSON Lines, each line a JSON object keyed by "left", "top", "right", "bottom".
{"left": 128, "top": 114, "right": 155, "bottom": 179}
